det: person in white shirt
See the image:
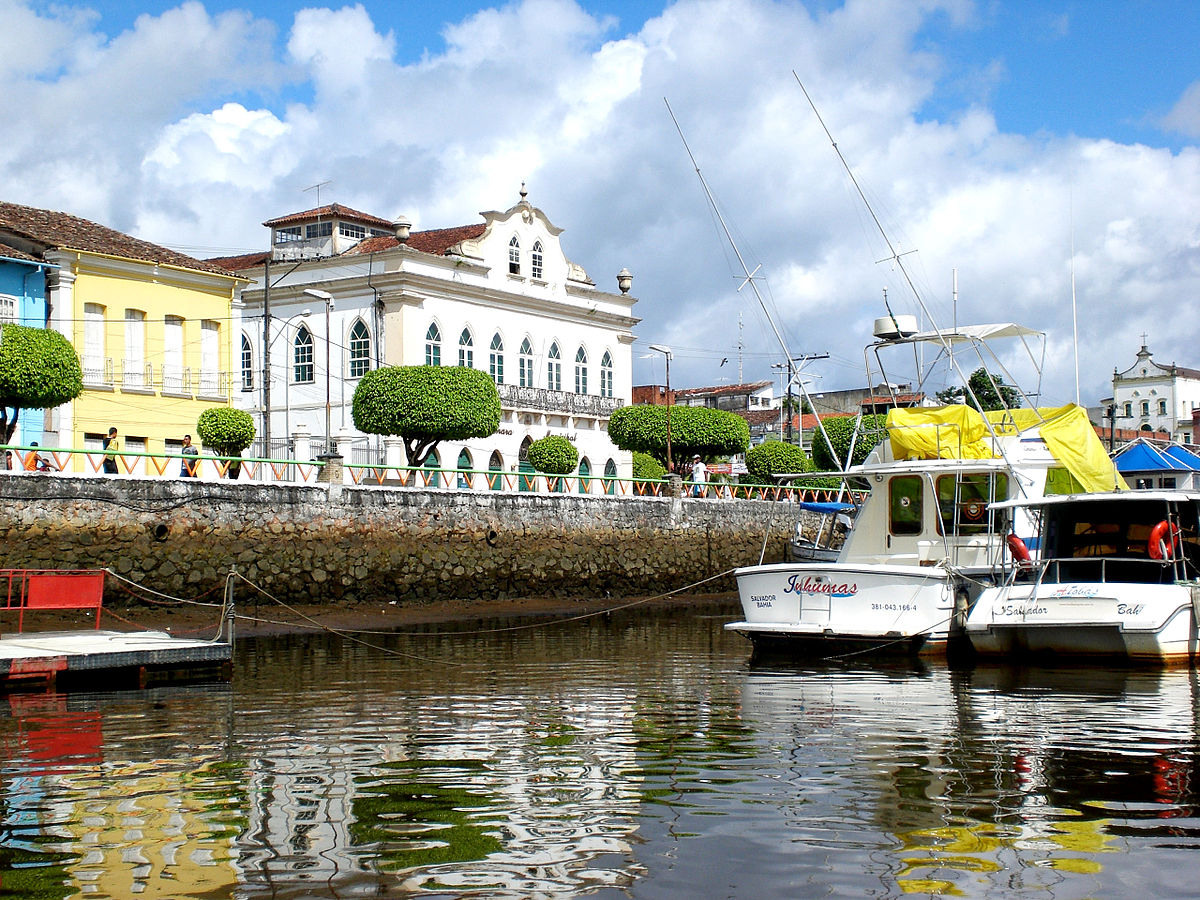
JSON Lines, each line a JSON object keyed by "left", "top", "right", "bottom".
{"left": 691, "top": 454, "right": 707, "bottom": 497}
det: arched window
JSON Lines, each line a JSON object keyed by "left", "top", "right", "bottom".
{"left": 489, "top": 333, "right": 504, "bottom": 383}
{"left": 294, "top": 325, "right": 314, "bottom": 383}
{"left": 519, "top": 337, "right": 534, "bottom": 387}
{"left": 578, "top": 457, "right": 591, "bottom": 494}
{"left": 600, "top": 350, "right": 614, "bottom": 398}
{"left": 531, "top": 240, "right": 544, "bottom": 279}
{"left": 574, "top": 346, "right": 588, "bottom": 394}
{"left": 604, "top": 458, "right": 618, "bottom": 495}
{"left": 508, "top": 235, "right": 521, "bottom": 275}
{"left": 425, "top": 322, "right": 441, "bottom": 366}
{"left": 518, "top": 437, "right": 535, "bottom": 492}
{"left": 547, "top": 342, "right": 562, "bottom": 392}
{"left": 458, "top": 327, "right": 474, "bottom": 368}
{"left": 348, "top": 319, "right": 370, "bottom": 378}
{"left": 488, "top": 450, "right": 504, "bottom": 490}
{"left": 240, "top": 333, "right": 254, "bottom": 392}
{"left": 457, "top": 448, "right": 473, "bottom": 490}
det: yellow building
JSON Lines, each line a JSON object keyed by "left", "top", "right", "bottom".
{"left": 0, "top": 201, "right": 244, "bottom": 471}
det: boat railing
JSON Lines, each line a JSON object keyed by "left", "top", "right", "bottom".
{"left": 1017, "top": 555, "right": 1186, "bottom": 588}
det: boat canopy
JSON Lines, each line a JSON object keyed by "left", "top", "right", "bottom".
{"left": 900, "top": 323, "right": 1044, "bottom": 345}
{"left": 887, "top": 403, "right": 1127, "bottom": 493}
{"left": 797, "top": 501, "right": 856, "bottom": 514}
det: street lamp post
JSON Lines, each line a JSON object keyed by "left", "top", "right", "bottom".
{"left": 303, "top": 289, "right": 335, "bottom": 455}
{"left": 648, "top": 344, "right": 673, "bottom": 474}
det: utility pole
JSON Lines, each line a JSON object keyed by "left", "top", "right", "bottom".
{"left": 262, "top": 256, "right": 271, "bottom": 454}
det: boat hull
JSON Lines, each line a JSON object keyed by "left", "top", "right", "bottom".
{"left": 966, "top": 581, "right": 1200, "bottom": 663}
{"left": 725, "top": 562, "right": 956, "bottom": 656}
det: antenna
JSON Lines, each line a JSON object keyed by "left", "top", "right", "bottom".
{"left": 304, "top": 180, "right": 332, "bottom": 208}
{"left": 665, "top": 96, "right": 838, "bottom": 465}
{"left": 738, "top": 311, "right": 744, "bottom": 383}
{"left": 1070, "top": 190, "right": 1080, "bottom": 406}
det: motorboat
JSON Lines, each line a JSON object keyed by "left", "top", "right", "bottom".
{"left": 725, "top": 322, "right": 1125, "bottom": 659}
{"left": 966, "top": 490, "right": 1200, "bottom": 663}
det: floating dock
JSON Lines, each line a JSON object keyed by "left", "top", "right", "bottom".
{"left": 0, "top": 629, "right": 232, "bottom": 689}
{"left": 1, "top": 568, "right": 232, "bottom": 690}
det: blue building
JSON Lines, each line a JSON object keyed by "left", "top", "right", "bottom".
{"left": 0, "top": 246, "right": 53, "bottom": 449}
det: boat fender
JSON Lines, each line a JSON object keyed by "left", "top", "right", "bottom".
{"left": 1006, "top": 533, "right": 1031, "bottom": 566}
{"left": 1149, "top": 520, "right": 1181, "bottom": 561}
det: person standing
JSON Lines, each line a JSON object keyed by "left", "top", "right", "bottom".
{"left": 691, "top": 454, "right": 708, "bottom": 497}
{"left": 102, "top": 427, "right": 119, "bottom": 474}
{"left": 180, "top": 434, "right": 199, "bottom": 477}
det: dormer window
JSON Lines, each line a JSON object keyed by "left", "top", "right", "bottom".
{"left": 509, "top": 235, "right": 521, "bottom": 275}
{"left": 275, "top": 226, "right": 302, "bottom": 244}
{"left": 306, "top": 222, "right": 333, "bottom": 239}
{"left": 340, "top": 222, "right": 366, "bottom": 240}
{"left": 532, "top": 241, "right": 544, "bottom": 280}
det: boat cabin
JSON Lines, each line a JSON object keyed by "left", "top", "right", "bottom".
{"left": 841, "top": 463, "right": 1014, "bottom": 569}
{"left": 1024, "top": 492, "right": 1200, "bottom": 586}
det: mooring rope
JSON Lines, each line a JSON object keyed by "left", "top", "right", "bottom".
{"left": 230, "top": 567, "right": 739, "bottom": 639}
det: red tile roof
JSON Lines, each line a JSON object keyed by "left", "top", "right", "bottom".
{"left": 0, "top": 240, "right": 40, "bottom": 262}
{"left": 208, "top": 250, "right": 270, "bottom": 271}
{"left": 0, "top": 200, "right": 232, "bottom": 276}
{"left": 675, "top": 380, "right": 773, "bottom": 398}
{"left": 343, "top": 223, "right": 488, "bottom": 257}
{"left": 263, "top": 203, "right": 395, "bottom": 229}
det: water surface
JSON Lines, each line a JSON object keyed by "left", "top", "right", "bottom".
{"left": 1, "top": 604, "right": 1198, "bottom": 898}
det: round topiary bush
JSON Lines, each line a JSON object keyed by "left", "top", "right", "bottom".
{"left": 526, "top": 435, "right": 579, "bottom": 475}
{"left": 632, "top": 451, "right": 666, "bottom": 480}
{"left": 196, "top": 407, "right": 256, "bottom": 478}
{"left": 745, "top": 440, "right": 811, "bottom": 484}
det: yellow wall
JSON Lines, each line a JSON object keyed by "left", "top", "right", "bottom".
{"left": 63, "top": 253, "right": 241, "bottom": 469}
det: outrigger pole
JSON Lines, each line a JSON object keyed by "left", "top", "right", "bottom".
{"left": 792, "top": 73, "right": 1029, "bottom": 431}
{"left": 664, "top": 97, "right": 841, "bottom": 468}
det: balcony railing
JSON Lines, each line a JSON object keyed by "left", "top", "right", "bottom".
{"left": 121, "top": 360, "right": 154, "bottom": 391}
{"left": 82, "top": 358, "right": 114, "bottom": 388}
{"left": 498, "top": 383, "right": 624, "bottom": 417}
{"left": 161, "top": 365, "right": 192, "bottom": 396}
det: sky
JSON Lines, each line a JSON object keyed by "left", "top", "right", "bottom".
{"left": 3, "top": 0, "right": 1198, "bottom": 412}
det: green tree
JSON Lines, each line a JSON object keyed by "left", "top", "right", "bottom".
{"left": 810, "top": 414, "right": 888, "bottom": 471}
{"left": 745, "top": 440, "right": 811, "bottom": 484}
{"left": 197, "top": 407, "right": 256, "bottom": 478}
{"left": 632, "top": 451, "right": 666, "bottom": 480}
{"left": 352, "top": 366, "right": 500, "bottom": 467}
{"left": 0, "top": 324, "right": 83, "bottom": 445}
{"left": 607, "top": 405, "right": 749, "bottom": 472}
{"left": 935, "top": 367, "right": 1022, "bottom": 412}
{"left": 526, "top": 435, "right": 579, "bottom": 475}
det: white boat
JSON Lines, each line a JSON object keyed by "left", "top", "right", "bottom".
{"left": 725, "top": 324, "right": 1125, "bottom": 659}
{"left": 966, "top": 490, "right": 1200, "bottom": 663}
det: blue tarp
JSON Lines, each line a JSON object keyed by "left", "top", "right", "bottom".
{"left": 798, "top": 501, "right": 856, "bottom": 514}
{"left": 1115, "top": 441, "right": 1199, "bottom": 473}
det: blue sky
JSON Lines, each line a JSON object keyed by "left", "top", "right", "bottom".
{"left": 3, "top": 0, "right": 1199, "bottom": 405}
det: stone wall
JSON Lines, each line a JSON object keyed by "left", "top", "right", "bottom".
{"left": 0, "top": 475, "right": 799, "bottom": 608}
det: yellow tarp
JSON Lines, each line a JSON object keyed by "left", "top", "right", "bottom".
{"left": 886, "top": 403, "right": 1127, "bottom": 493}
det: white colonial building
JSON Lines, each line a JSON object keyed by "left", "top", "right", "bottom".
{"left": 1110, "top": 342, "right": 1200, "bottom": 444}
{"left": 215, "top": 188, "right": 639, "bottom": 484}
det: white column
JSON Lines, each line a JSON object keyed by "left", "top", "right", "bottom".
{"left": 44, "top": 266, "right": 76, "bottom": 450}
{"left": 384, "top": 436, "right": 406, "bottom": 479}
{"left": 292, "top": 424, "right": 313, "bottom": 463}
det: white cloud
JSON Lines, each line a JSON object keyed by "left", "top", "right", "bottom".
{"left": 2, "top": 0, "right": 1198, "bottom": 409}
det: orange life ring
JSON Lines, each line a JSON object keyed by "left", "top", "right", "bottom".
{"left": 1006, "top": 533, "right": 1031, "bottom": 565}
{"left": 963, "top": 501, "right": 985, "bottom": 521}
{"left": 1149, "top": 520, "right": 1181, "bottom": 560}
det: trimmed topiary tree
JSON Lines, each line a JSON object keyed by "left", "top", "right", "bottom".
{"left": 352, "top": 365, "right": 501, "bottom": 467}
{"left": 810, "top": 414, "right": 887, "bottom": 472}
{"left": 632, "top": 451, "right": 666, "bottom": 481}
{"left": 197, "top": 407, "right": 256, "bottom": 478}
{"left": 527, "top": 435, "right": 579, "bottom": 475}
{"left": 745, "top": 440, "right": 810, "bottom": 484}
{"left": 0, "top": 323, "right": 83, "bottom": 447}
{"left": 608, "top": 404, "right": 749, "bottom": 472}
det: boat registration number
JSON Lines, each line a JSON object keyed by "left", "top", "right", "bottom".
{"left": 871, "top": 603, "right": 917, "bottom": 612}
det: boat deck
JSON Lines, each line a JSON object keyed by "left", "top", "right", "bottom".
{"left": 0, "top": 629, "right": 232, "bottom": 690}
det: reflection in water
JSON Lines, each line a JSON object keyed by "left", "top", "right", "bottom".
{"left": 0, "top": 606, "right": 1198, "bottom": 897}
